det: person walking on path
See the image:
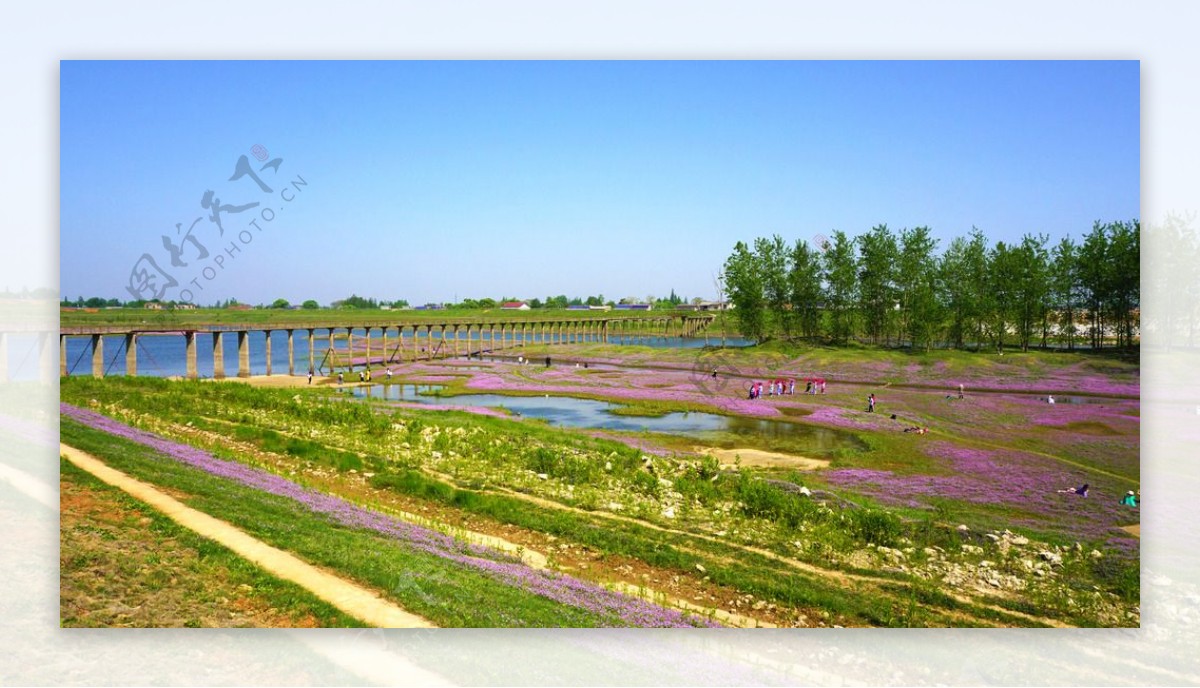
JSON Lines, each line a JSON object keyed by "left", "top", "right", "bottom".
{"left": 867, "top": 394, "right": 876, "bottom": 413}
{"left": 307, "top": 368, "right": 313, "bottom": 385}
{"left": 958, "top": 383, "right": 964, "bottom": 399}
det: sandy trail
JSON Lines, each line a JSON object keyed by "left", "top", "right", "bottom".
{"left": 695, "top": 446, "right": 829, "bottom": 470}
{"left": 59, "top": 443, "right": 435, "bottom": 629}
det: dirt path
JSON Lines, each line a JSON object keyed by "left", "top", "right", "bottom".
{"left": 59, "top": 443, "right": 435, "bottom": 629}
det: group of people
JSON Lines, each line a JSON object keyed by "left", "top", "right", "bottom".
{"left": 746, "top": 378, "right": 827, "bottom": 399}
{"left": 747, "top": 379, "right": 792, "bottom": 399}
{"left": 332, "top": 366, "right": 392, "bottom": 386}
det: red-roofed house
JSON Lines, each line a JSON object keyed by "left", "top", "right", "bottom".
{"left": 500, "top": 301, "right": 530, "bottom": 310}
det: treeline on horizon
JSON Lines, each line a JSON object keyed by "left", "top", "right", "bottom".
{"left": 721, "top": 220, "right": 1139, "bottom": 351}
{"left": 60, "top": 291, "right": 705, "bottom": 311}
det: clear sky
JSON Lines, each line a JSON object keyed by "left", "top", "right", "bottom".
{"left": 60, "top": 60, "right": 1139, "bottom": 306}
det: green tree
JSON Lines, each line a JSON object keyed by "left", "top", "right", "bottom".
{"left": 823, "top": 230, "right": 858, "bottom": 344}
{"left": 787, "top": 238, "right": 824, "bottom": 340}
{"left": 1108, "top": 219, "right": 1140, "bottom": 348}
{"left": 941, "top": 228, "right": 993, "bottom": 350}
{"left": 897, "top": 226, "right": 940, "bottom": 350}
{"left": 1012, "top": 234, "right": 1050, "bottom": 351}
{"left": 723, "top": 241, "right": 767, "bottom": 342}
{"left": 1079, "top": 221, "right": 1111, "bottom": 349}
{"left": 856, "top": 224, "right": 898, "bottom": 344}
{"left": 1049, "top": 236, "right": 1080, "bottom": 350}
{"left": 270, "top": 298, "right": 290, "bottom": 309}
{"left": 301, "top": 300, "right": 320, "bottom": 309}
{"left": 755, "top": 235, "right": 792, "bottom": 338}
{"left": 338, "top": 294, "right": 377, "bottom": 309}
{"left": 986, "top": 241, "right": 1022, "bottom": 352}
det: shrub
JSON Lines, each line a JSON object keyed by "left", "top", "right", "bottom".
{"left": 848, "top": 509, "right": 902, "bottom": 546}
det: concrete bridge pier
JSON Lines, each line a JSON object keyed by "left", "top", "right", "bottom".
{"left": 90, "top": 334, "right": 104, "bottom": 378}
{"left": 264, "top": 330, "right": 273, "bottom": 376}
{"left": 124, "top": 333, "right": 138, "bottom": 376}
{"left": 287, "top": 330, "right": 294, "bottom": 376}
{"left": 362, "top": 327, "right": 370, "bottom": 369}
{"left": 60, "top": 334, "right": 68, "bottom": 377}
{"left": 212, "top": 333, "right": 225, "bottom": 379}
{"left": 237, "top": 331, "right": 251, "bottom": 378}
{"left": 185, "top": 332, "right": 198, "bottom": 379}
{"left": 307, "top": 329, "right": 315, "bottom": 374}
{"left": 39, "top": 332, "right": 54, "bottom": 381}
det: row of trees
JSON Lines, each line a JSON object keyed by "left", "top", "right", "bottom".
{"left": 449, "top": 291, "right": 701, "bottom": 310}
{"left": 722, "top": 221, "right": 1139, "bottom": 351}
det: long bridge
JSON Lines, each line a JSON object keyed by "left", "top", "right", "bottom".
{"left": 49, "top": 315, "right": 715, "bottom": 380}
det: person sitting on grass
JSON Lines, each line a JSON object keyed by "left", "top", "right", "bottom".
{"left": 902, "top": 426, "right": 928, "bottom": 434}
{"left": 1121, "top": 490, "right": 1139, "bottom": 507}
{"left": 1057, "top": 483, "right": 1089, "bottom": 497}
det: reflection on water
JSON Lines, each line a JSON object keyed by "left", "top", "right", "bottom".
{"left": 348, "top": 384, "right": 864, "bottom": 455}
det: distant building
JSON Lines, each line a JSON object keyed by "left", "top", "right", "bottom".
{"left": 615, "top": 303, "right": 652, "bottom": 311}
{"left": 144, "top": 302, "right": 164, "bottom": 310}
{"left": 173, "top": 303, "right": 197, "bottom": 310}
{"left": 566, "top": 304, "right": 589, "bottom": 311}
{"left": 676, "top": 301, "right": 729, "bottom": 311}
{"left": 501, "top": 301, "right": 531, "bottom": 310}
{"left": 589, "top": 305, "right": 612, "bottom": 311}
{"left": 226, "top": 303, "right": 252, "bottom": 311}
{"left": 415, "top": 303, "right": 446, "bottom": 311}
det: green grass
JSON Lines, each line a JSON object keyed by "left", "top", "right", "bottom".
{"left": 60, "top": 418, "right": 654, "bottom": 627}
{"left": 60, "top": 459, "right": 365, "bottom": 627}
{"left": 60, "top": 374, "right": 1139, "bottom": 627}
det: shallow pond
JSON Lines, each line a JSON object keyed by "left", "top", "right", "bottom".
{"left": 349, "top": 384, "right": 865, "bottom": 455}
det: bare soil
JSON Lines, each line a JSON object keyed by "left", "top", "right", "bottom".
{"left": 695, "top": 445, "right": 830, "bottom": 470}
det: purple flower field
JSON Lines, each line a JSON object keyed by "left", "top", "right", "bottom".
{"left": 823, "top": 439, "right": 1137, "bottom": 545}
{"left": 61, "top": 402, "right": 717, "bottom": 627}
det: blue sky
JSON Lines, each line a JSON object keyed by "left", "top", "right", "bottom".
{"left": 60, "top": 60, "right": 1139, "bottom": 306}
